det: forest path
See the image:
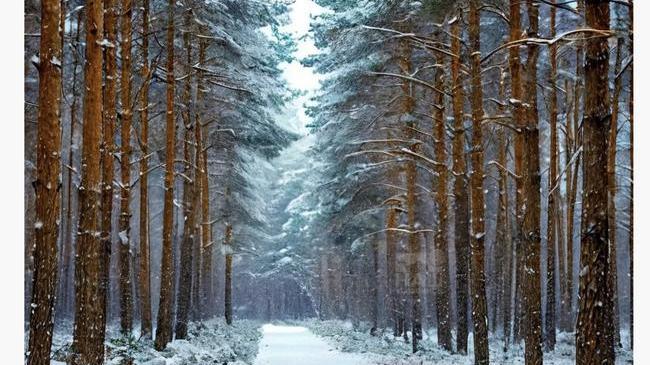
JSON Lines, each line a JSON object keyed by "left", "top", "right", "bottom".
{"left": 253, "top": 324, "right": 372, "bottom": 365}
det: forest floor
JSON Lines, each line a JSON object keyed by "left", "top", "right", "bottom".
{"left": 295, "top": 319, "right": 634, "bottom": 365}
{"left": 39, "top": 318, "right": 633, "bottom": 364}
{"left": 45, "top": 318, "right": 261, "bottom": 364}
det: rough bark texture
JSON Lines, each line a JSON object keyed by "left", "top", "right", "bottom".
{"left": 607, "top": 36, "right": 624, "bottom": 349}
{"left": 27, "top": 0, "right": 62, "bottom": 362}
{"left": 450, "top": 15, "right": 469, "bottom": 355}
{"left": 508, "top": 0, "right": 526, "bottom": 344}
{"left": 118, "top": 0, "right": 134, "bottom": 335}
{"left": 627, "top": 4, "right": 633, "bottom": 348}
{"left": 224, "top": 222, "right": 234, "bottom": 325}
{"left": 468, "top": 1, "right": 489, "bottom": 362}
{"left": 433, "top": 66, "right": 451, "bottom": 351}
{"left": 59, "top": 10, "right": 82, "bottom": 321}
{"left": 397, "top": 33, "right": 421, "bottom": 353}
{"left": 72, "top": 0, "right": 105, "bottom": 363}
{"left": 175, "top": 12, "right": 195, "bottom": 338}
{"left": 99, "top": 0, "right": 117, "bottom": 345}
{"left": 576, "top": 0, "right": 614, "bottom": 363}
{"left": 154, "top": 0, "right": 176, "bottom": 351}
{"left": 138, "top": 0, "right": 153, "bottom": 339}
{"left": 522, "top": 2, "right": 543, "bottom": 364}
{"left": 200, "top": 86, "right": 213, "bottom": 319}
{"left": 545, "top": 0, "right": 558, "bottom": 351}
{"left": 385, "top": 158, "right": 400, "bottom": 336}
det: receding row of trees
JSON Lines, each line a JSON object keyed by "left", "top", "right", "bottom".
{"left": 25, "top": 0, "right": 293, "bottom": 363}
{"left": 308, "top": 0, "right": 632, "bottom": 363}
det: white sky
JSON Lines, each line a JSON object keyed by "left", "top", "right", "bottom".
{"left": 277, "top": 0, "right": 327, "bottom": 134}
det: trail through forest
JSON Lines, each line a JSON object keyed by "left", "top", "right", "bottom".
{"left": 254, "top": 324, "right": 372, "bottom": 365}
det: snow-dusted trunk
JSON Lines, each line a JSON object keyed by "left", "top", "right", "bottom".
{"left": 545, "top": 0, "right": 558, "bottom": 351}
{"left": 176, "top": 11, "right": 195, "bottom": 338}
{"left": 225, "top": 222, "right": 234, "bottom": 325}
{"left": 397, "top": 32, "right": 421, "bottom": 353}
{"left": 99, "top": 0, "right": 117, "bottom": 345}
{"left": 507, "top": 0, "right": 526, "bottom": 344}
{"left": 72, "top": 0, "right": 105, "bottom": 362}
{"left": 607, "top": 36, "right": 624, "bottom": 349}
{"left": 118, "top": 0, "right": 134, "bottom": 335}
{"left": 627, "top": 5, "right": 633, "bottom": 348}
{"left": 576, "top": 0, "right": 614, "bottom": 363}
{"left": 58, "top": 10, "right": 82, "bottom": 321}
{"left": 468, "top": 0, "right": 489, "bottom": 362}
{"left": 200, "top": 57, "right": 213, "bottom": 319}
{"left": 433, "top": 65, "right": 451, "bottom": 351}
{"left": 450, "top": 15, "right": 470, "bottom": 355}
{"left": 154, "top": 0, "right": 176, "bottom": 350}
{"left": 192, "top": 35, "right": 207, "bottom": 322}
{"left": 138, "top": 0, "right": 153, "bottom": 339}
{"left": 27, "top": 0, "right": 62, "bottom": 362}
{"left": 385, "top": 158, "right": 400, "bottom": 336}
{"left": 521, "top": 2, "right": 543, "bottom": 363}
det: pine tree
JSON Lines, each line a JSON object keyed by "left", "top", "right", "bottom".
{"left": 118, "top": 0, "right": 134, "bottom": 335}
{"left": 27, "top": 0, "right": 62, "bottom": 362}
{"left": 576, "top": 0, "right": 614, "bottom": 363}
{"left": 468, "top": 0, "right": 489, "bottom": 362}
{"left": 72, "top": 0, "right": 106, "bottom": 363}
{"left": 138, "top": 0, "right": 153, "bottom": 339}
{"left": 154, "top": 0, "right": 176, "bottom": 351}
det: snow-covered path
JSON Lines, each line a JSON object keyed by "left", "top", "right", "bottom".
{"left": 253, "top": 324, "right": 372, "bottom": 365}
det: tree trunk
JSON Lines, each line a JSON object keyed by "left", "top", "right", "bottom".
{"left": 154, "top": 0, "right": 176, "bottom": 351}
{"left": 138, "top": 0, "right": 153, "bottom": 339}
{"left": 98, "top": 0, "right": 117, "bottom": 345}
{"left": 59, "top": 10, "right": 82, "bottom": 321}
{"left": 224, "top": 222, "right": 234, "bottom": 325}
{"left": 175, "top": 10, "right": 195, "bottom": 338}
{"left": 200, "top": 75, "right": 213, "bottom": 319}
{"left": 370, "top": 236, "right": 379, "bottom": 335}
{"left": 521, "top": 2, "right": 543, "bottom": 364}
{"left": 607, "top": 36, "right": 624, "bottom": 349}
{"left": 450, "top": 15, "right": 469, "bottom": 355}
{"left": 468, "top": 1, "right": 490, "bottom": 362}
{"left": 497, "top": 126, "right": 512, "bottom": 352}
{"left": 27, "top": 0, "right": 62, "bottom": 362}
{"left": 627, "top": 4, "right": 633, "bottom": 348}
{"left": 545, "top": 0, "right": 558, "bottom": 351}
{"left": 507, "top": 0, "right": 526, "bottom": 344}
{"left": 576, "top": 1, "right": 614, "bottom": 363}
{"left": 433, "top": 65, "right": 452, "bottom": 351}
{"left": 191, "top": 34, "right": 207, "bottom": 322}
{"left": 118, "top": 0, "right": 134, "bottom": 335}
{"left": 72, "top": 0, "right": 105, "bottom": 363}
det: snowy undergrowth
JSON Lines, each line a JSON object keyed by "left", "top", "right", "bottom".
{"left": 295, "top": 319, "right": 633, "bottom": 365}
{"left": 45, "top": 319, "right": 262, "bottom": 364}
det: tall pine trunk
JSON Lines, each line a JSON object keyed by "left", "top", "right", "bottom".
{"left": 27, "top": 0, "right": 62, "bottom": 362}
{"left": 522, "top": 2, "right": 543, "bottom": 363}
{"left": 576, "top": 0, "right": 614, "bottom": 363}
{"left": 154, "top": 0, "right": 176, "bottom": 350}
{"left": 433, "top": 65, "right": 451, "bottom": 351}
{"left": 176, "top": 10, "right": 195, "bottom": 337}
{"left": 545, "top": 0, "right": 558, "bottom": 351}
{"left": 138, "top": 0, "right": 153, "bottom": 339}
{"left": 72, "top": 0, "right": 105, "bottom": 363}
{"left": 607, "top": 36, "right": 624, "bottom": 349}
{"left": 118, "top": 0, "right": 134, "bottom": 335}
{"left": 468, "top": 1, "right": 489, "bottom": 362}
{"left": 450, "top": 15, "right": 469, "bottom": 355}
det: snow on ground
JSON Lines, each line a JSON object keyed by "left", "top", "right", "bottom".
{"left": 44, "top": 318, "right": 262, "bottom": 364}
{"left": 296, "top": 319, "right": 633, "bottom": 365}
{"left": 253, "top": 324, "right": 372, "bottom": 365}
